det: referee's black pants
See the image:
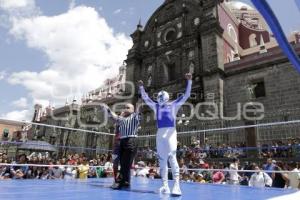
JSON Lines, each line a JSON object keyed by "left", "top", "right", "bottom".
{"left": 119, "top": 137, "right": 137, "bottom": 185}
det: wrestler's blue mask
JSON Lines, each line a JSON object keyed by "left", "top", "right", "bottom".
{"left": 157, "top": 91, "right": 169, "bottom": 106}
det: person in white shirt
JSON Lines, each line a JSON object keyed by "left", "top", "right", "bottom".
{"left": 228, "top": 158, "right": 240, "bottom": 185}
{"left": 136, "top": 161, "right": 149, "bottom": 177}
{"left": 287, "top": 162, "right": 300, "bottom": 189}
{"left": 64, "top": 166, "right": 74, "bottom": 180}
{"left": 64, "top": 161, "right": 77, "bottom": 180}
{"left": 104, "top": 156, "right": 114, "bottom": 176}
{"left": 104, "top": 160, "right": 113, "bottom": 171}
{"left": 249, "top": 165, "right": 272, "bottom": 188}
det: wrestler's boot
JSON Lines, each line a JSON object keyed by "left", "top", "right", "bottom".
{"left": 171, "top": 176, "right": 182, "bottom": 196}
{"left": 169, "top": 153, "right": 182, "bottom": 196}
{"left": 159, "top": 177, "right": 170, "bottom": 194}
{"left": 159, "top": 158, "right": 170, "bottom": 194}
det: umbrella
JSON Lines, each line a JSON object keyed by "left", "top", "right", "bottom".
{"left": 17, "top": 140, "right": 57, "bottom": 152}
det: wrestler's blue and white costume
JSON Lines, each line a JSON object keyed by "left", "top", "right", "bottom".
{"left": 139, "top": 80, "right": 192, "bottom": 195}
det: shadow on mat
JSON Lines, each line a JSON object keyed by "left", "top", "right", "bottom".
{"left": 89, "top": 183, "right": 182, "bottom": 199}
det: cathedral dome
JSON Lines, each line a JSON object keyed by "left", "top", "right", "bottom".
{"left": 225, "top": 1, "right": 254, "bottom": 11}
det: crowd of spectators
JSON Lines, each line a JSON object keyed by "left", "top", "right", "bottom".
{"left": 176, "top": 158, "right": 300, "bottom": 190}
{"left": 260, "top": 138, "right": 300, "bottom": 158}
{"left": 173, "top": 138, "right": 300, "bottom": 160}
{"left": 1, "top": 145, "right": 300, "bottom": 190}
{"left": 0, "top": 152, "right": 114, "bottom": 180}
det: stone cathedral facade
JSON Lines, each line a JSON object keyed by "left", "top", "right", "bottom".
{"left": 124, "top": 0, "right": 300, "bottom": 149}
{"left": 30, "top": 0, "right": 300, "bottom": 157}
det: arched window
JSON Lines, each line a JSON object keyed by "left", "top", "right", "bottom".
{"left": 227, "top": 24, "right": 238, "bottom": 43}
{"left": 164, "top": 28, "right": 177, "bottom": 42}
{"left": 249, "top": 33, "right": 257, "bottom": 47}
{"left": 146, "top": 115, "right": 151, "bottom": 123}
{"left": 3, "top": 128, "right": 9, "bottom": 139}
{"left": 147, "top": 65, "right": 152, "bottom": 74}
{"left": 189, "top": 62, "right": 195, "bottom": 74}
{"left": 163, "top": 63, "right": 176, "bottom": 82}
{"left": 147, "top": 75, "right": 152, "bottom": 87}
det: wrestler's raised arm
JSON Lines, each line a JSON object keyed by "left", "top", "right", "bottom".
{"left": 138, "top": 80, "right": 157, "bottom": 112}
{"left": 172, "top": 73, "right": 192, "bottom": 108}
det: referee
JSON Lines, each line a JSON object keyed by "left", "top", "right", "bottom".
{"left": 102, "top": 103, "right": 141, "bottom": 189}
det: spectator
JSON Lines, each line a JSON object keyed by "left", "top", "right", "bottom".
{"left": 145, "top": 147, "right": 154, "bottom": 160}
{"left": 212, "top": 163, "right": 225, "bottom": 184}
{"left": 182, "top": 172, "right": 192, "bottom": 182}
{"left": 243, "top": 162, "right": 255, "bottom": 182}
{"left": 179, "top": 158, "right": 188, "bottom": 175}
{"left": 287, "top": 162, "right": 300, "bottom": 189}
{"left": 136, "top": 161, "right": 149, "bottom": 177}
{"left": 78, "top": 158, "right": 89, "bottom": 179}
{"left": 228, "top": 158, "right": 240, "bottom": 185}
{"left": 10, "top": 154, "right": 28, "bottom": 179}
{"left": 64, "top": 160, "right": 75, "bottom": 180}
{"left": 148, "top": 162, "right": 159, "bottom": 179}
{"left": 40, "top": 168, "right": 50, "bottom": 180}
{"left": 248, "top": 164, "right": 272, "bottom": 188}
{"left": 49, "top": 161, "right": 63, "bottom": 179}
{"left": 272, "top": 161, "right": 288, "bottom": 188}
{"left": 103, "top": 155, "right": 113, "bottom": 177}
{"left": 194, "top": 173, "right": 206, "bottom": 183}
{"left": 88, "top": 160, "right": 97, "bottom": 178}
{"left": 96, "top": 166, "right": 105, "bottom": 178}
{"left": 199, "top": 159, "right": 209, "bottom": 169}
{"left": 0, "top": 158, "right": 11, "bottom": 180}
{"left": 263, "top": 158, "right": 276, "bottom": 177}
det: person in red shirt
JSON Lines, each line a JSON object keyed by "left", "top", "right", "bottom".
{"left": 212, "top": 163, "right": 225, "bottom": 184}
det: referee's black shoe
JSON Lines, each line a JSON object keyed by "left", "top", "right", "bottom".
{"left": 121, "top": 182, "right": 130, "bottom": 188}
{"left": 111, "top": 182, "right": 121, "bottom": 190}
{"left": 111, "top": 182, "right": 130, "bottom": 190}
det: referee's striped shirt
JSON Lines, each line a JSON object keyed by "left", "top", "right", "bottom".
{"left": 118, "top": 113, "right": 141, "bottom": 139}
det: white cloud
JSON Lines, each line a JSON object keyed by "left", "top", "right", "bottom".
{"left": 113, "top": 9, "right": 122, "bottom": 14}
{"left": 11, "top": 97, "right": 28, "bottom": 109}
{"left": 1, "top": 109, "right": 31, "bottom": 121}
{"left": 0, "top": 0, "right": 39, "bottom": 17}
{"left": 0, "top": 0, "right": 33, "bottom": 9}
{"left": 0, "top": 70, "right": 7, "bottom": 80}
{"left": 7, "top": 6, "right": 132, "bottom": 108}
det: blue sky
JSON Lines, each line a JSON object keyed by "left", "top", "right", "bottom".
{"left": 0, "top": 0, "right": 299, "bottom": 121}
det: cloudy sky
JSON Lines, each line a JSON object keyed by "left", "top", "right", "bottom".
{"left": 0, "top": 0, "right": 299, "bottom": 121}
